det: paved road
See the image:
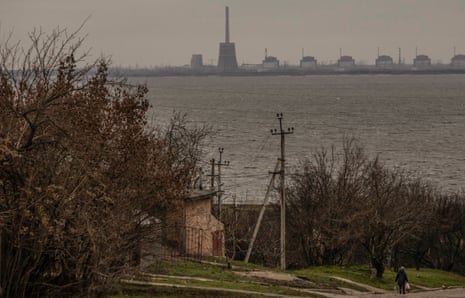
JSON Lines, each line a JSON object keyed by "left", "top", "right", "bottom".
{"left": 322, "top": 276, "right": 465, "bottom": 298}
{"left": 339, "top": 288, "right": 465, "bottom": 298}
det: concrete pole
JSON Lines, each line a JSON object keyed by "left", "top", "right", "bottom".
{"left": 279, "top": 115, "right": 286, "bottom": 271}
{"left": 218, "top": 148, "right": 223, "bottom": 220}
{"left": 271, "top": 113, "right": 293, "bottom": 270}
{"left": 216, "top": 148, "right": 229, "bottom": 222}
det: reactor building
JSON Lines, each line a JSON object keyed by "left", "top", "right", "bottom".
{"left": 217, "top": 6, "right": 238, "bottom": 72}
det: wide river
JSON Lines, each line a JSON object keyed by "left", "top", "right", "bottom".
{"left": 130, "top": 75, "right": 465, "bottom": 203}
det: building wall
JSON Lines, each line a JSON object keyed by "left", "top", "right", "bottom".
{"left": 300, "top": 61, "right": 317, "bottom": 68}
{"left": 263, "top": 61, "right": 279, "bottom": 69}
{"left": 191, "top": 54, "right": 203, "bottom": 69}
{"left": 338, "top": 60, "right": 355, "bottom": 68}
{"left": 451, "top": 59, "right": 465, "bottom": 68}
{"left": 376, "top": 60, "right": 393, "bottom": 68}
{"left": 218, "top": 42, "right": 238, "bottom": 72}
{"left": 414, "top": 58, "right": 431, "bottom": 67}
{"left": 184, "top": 199, "right": 224, "bottom": 257}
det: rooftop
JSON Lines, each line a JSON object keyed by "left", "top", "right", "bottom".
{"left": 264, "top": 56, "right": 279, "bottom": 62}
{"left": 339, "top": 55, "right": 354, "bottom": 62}
{"left": 415, "top": 55, "right": 430, "bottom": 60}
{"left": 301, "top": 56, "right": 316, "bottom": 62}
{"left": 377, "top": 55, "right": 393, "bottom": 61}
{"left": 452, "top": 54, "right": 465, "bottom": 60}
{"left": 186, "top": 189, "right": 217, "bottom": 201}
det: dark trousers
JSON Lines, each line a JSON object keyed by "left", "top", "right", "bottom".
{"left": 398, "top": 282, "right": 406, "bottom": 294}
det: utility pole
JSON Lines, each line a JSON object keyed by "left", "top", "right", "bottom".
{"left": 216, "top": 148, "right": 230, "bottom": 221}
{"left": 232, "top": 194, "right": 238, "bottom": 260}
{"left": 210, "top": 158, "right": 216, "bottom": 190}
{"left": 208, "top": 158, "right": 217, "bottom": 215}
{"left": 271, "top": 113, "right": 294, "bottom": 270}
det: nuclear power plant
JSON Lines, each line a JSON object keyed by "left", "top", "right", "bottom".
{"left": 176, "top": 7, "right": 465, "bottom": 76}
{"left": 217, "top": 6, "right": 238, "bottom": 72}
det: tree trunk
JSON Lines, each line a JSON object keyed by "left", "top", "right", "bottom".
{"left": 371, "top": 258, "right": 385, "bottom": 279}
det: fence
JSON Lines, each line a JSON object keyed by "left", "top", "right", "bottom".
{"left": 141, "top": 224, "right": 207, "bottom": 265}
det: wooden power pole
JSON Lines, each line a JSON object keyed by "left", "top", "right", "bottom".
{"left": 271, "top": 113, "right": 293, "bottom": 270}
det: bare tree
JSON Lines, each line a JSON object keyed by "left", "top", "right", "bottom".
{"left": 353, "top": 160, "right": 432, "bottom": 278}
{"left": 287, "top": 138, "right": 433, "bottom": 278}
{"left": 287, "top": 139, "right": 366, "bottom": 268}
{"left": 424, "top": 194, "right": 465, "bottom": 271}
{"left": 0, "top": 27, "right": 207, "bottom": 297}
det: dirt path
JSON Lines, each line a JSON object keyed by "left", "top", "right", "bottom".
{"left": 122, "top": 279, "right": 307, "bottom": 298}
{"left": 338, "top": 287, "right": 465, "bottom": 297}
{"left": 131, "top": 267, "right": 465, "bottom": 298}
{"left": 125, "top": 278, "right": 465, "bottom": 298}
{"left": 330, "top": 276, "right": 388, "bottom": 294}
{"left": 232, "top": 271, "right": 465, "bottom": 298}
{"left": 321, "top": 276, "right": 465, "bottom": 297}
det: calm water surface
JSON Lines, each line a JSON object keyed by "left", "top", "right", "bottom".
{"left": 131, "top": 75, "right": 465, "bottom": 202}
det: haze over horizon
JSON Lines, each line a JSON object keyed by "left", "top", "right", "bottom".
{"left": 2, "top": 0, "right": 465, "bottom": 67}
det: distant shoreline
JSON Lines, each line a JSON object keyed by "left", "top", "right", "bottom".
{"left": 114, "top": 68, "right": 465, "bottom": 77}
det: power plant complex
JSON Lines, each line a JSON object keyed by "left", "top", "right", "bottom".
{"left": 187, "top": 7, "right": 465, "bottom": 75}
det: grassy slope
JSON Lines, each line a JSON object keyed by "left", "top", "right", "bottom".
{"left": 293, "top": 265, "right": 465, "bottom": 291}
{"left": 110, "top": 259, "right": 465, "bottom": 297}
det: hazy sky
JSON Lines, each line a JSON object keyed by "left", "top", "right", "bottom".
{"left": 2, "top": 0, "right": 465, "bottom": 66}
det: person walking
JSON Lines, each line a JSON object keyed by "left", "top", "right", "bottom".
{"left": 395, "top": 266, "right": 409, "bottom": 294}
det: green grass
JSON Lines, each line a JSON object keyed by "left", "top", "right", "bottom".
{"left": 407, "top": 268, "right": 465, "bottom": 288}
{"left": 293, "top": 265, "right": 465, "bottom": 291}
{"left": 140, "top": 260, "right": 321, "bottom": 297}
{"left": 116, "top": 260, "right": 465, "bottom": 297}
{"left": 145, "top": 260, "right": 243, "bottom": 281}
{"left": 146, "top": 278, "right": 314, "bottom": 297}
{"left": 108, "top": 284, "right": 269, "bottom": 297}
{"left": 205, "top": 256, "right": 270, "bottom": 270}
{"left": 294, "top": 265, "right": 393, "bottom": 290}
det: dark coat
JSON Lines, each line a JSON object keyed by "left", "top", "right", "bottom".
{"left": 395, "top": 269, "right": 408, "bottom": 285}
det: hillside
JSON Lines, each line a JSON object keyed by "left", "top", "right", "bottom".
{"left": 110, "top": 259, "right": 465, "bottom": 297}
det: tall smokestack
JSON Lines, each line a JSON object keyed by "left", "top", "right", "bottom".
{"left": 217, "top": 6, "right": 238, "bottom": 71}
{"left": 225, "top": 6, "right": 230, "bottom": 43}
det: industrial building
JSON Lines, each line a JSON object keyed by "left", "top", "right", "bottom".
{"left": 451, "top": 54, "right": 465, "bottom": 68}
{"left": 375, "top": 55, "right": 394, "bottom": 68}
{"left": 261, "top": 48, "right": 279, "bottom": 69}
{"left": 413, "top": 55, "right": 431, "bottom": 68}
{"left": 181, "top": 8, "right": 465, "bottom": 75}
{"left": 338, "top": 55, "right": 355, "bottom": 68}
{"left": 300, "top": 56, "right": 318, "bottom": 69}
{"left": 190, "top": 54, "right": 203, "bottom": 70}
{"left": 262, "top": 56, "right": 279, "bottom": 69}
{"left": 217, "top": 7, "right": 238, "bottom": 72}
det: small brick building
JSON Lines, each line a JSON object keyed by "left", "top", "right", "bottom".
{"left": 167, "top": 189, "right": 224, "bottom": 257}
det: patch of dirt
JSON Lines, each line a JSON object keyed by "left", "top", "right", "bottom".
{"left": 234, "top": 270, "right": 355, "bottom": 297}
{"left": 236, "top": 270, "right": 299, "bottom": 282}
{"left": 235, "top": 270, "right": 318, "bottom": 288}
{"left": 235, "top": 270, "right": 349, "bottom": 293}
